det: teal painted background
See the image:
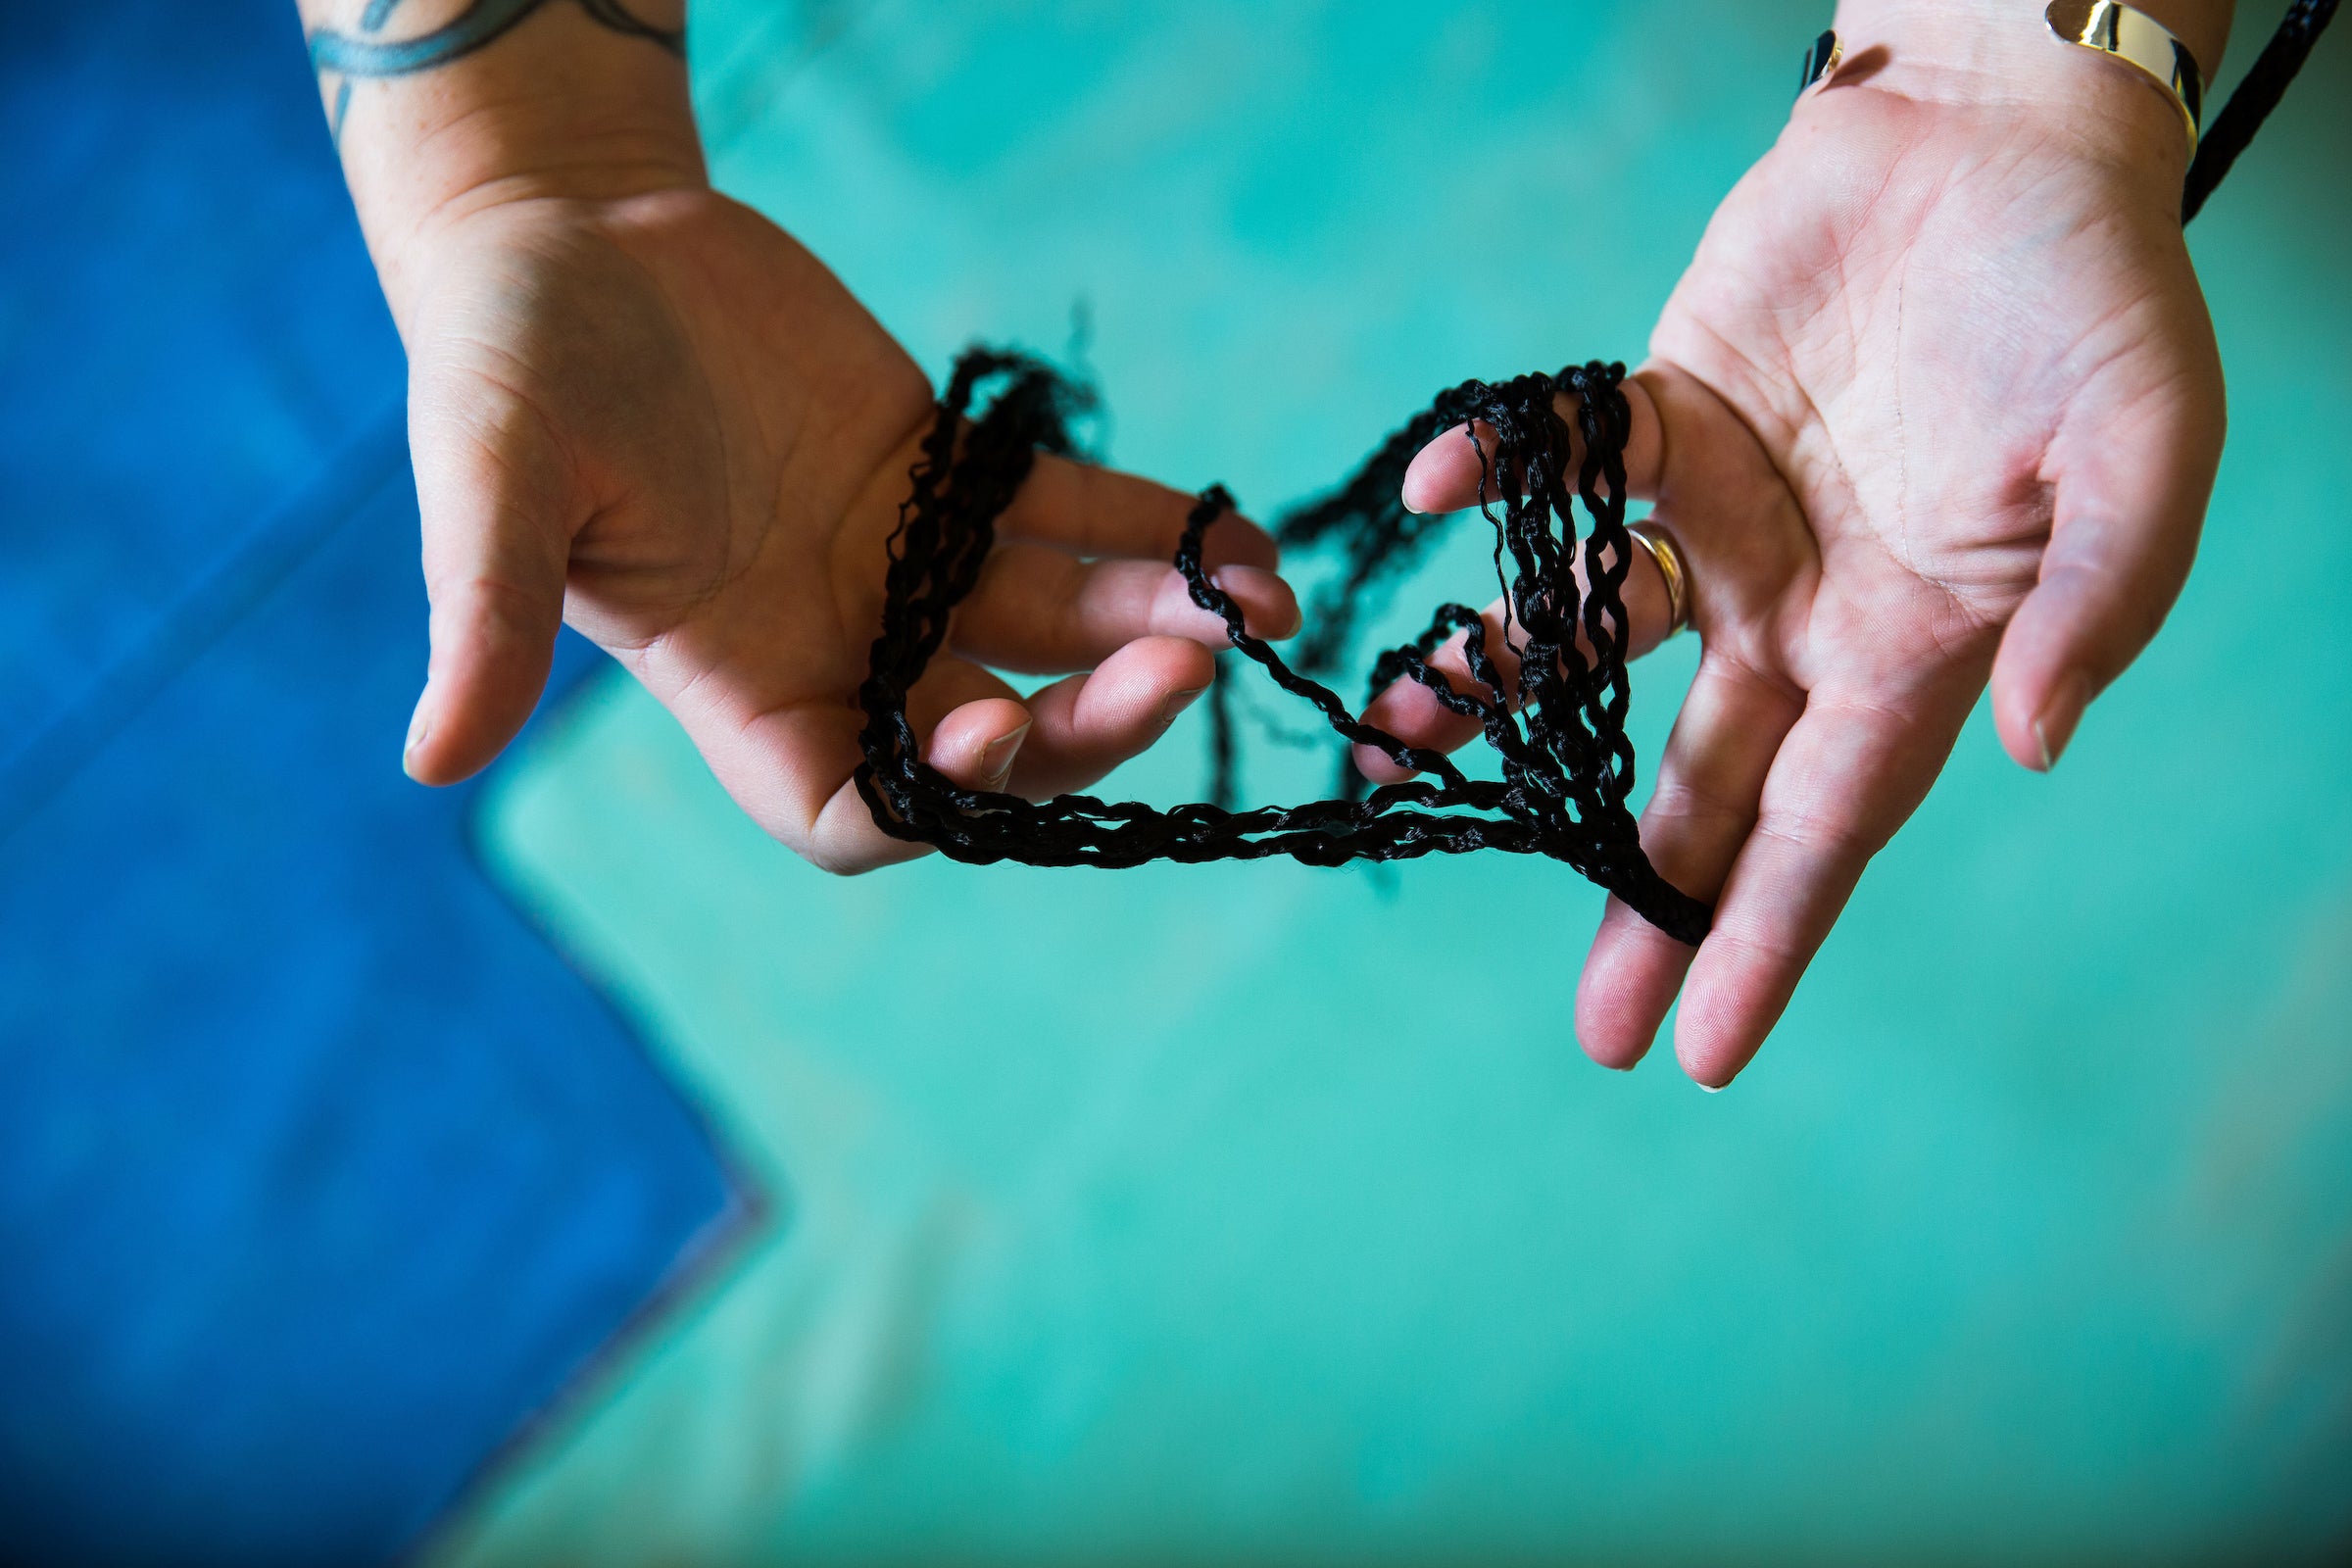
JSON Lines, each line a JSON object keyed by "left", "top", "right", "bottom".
{"left": 436, "top": 4, "right": 2352, "bottom": 1562}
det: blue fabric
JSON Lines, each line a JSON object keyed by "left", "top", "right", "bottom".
{"left": 0, "top": 4, "right": 741, "bottom": 1561}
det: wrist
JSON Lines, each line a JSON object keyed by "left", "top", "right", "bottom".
{"left": 306, "top": 0, "right": 705, "bottom": 325}
{"left": 1826, "top": 0, "right": 2231, "bottom": 188}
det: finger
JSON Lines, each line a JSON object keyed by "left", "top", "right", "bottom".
{"left": 683, "top": 654, "right": 1025, "bottom": 875}
{"left": 952, "top": 544, "right": 1299, "bottom": 673}
{"left": 1573, "top": 656, "right": 1803, "bottom": 1071}
{"left": 1001, "top": 635, "right": 1217, "bottom": 799}
{"left": 401, "top": 379, "right": 580, "bottom": 786}
{"left": 1668, "top": 684, "right": 1974, "bottom": 1089}
{"left": 1399, "top": 372, "right": 1666, "bottom": 515}
{"left": 1003, "top": 453, "right": 1281, "bottom": 569}
{"left": 1989, "top": 391, "right": 2221, "bottom": 771}
{"left": 1350, "top": 527, "right": 1679, "bottom": 785}
{"left": 796, "top": 639, "right": 1213, "bottom": 865}
{"left": 805, "top": 689, "right": 1038, "bottom": 875}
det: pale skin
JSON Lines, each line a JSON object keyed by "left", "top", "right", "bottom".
{"left": 1365, "top": 0, "right": 2236, "bottom": 1085}
{"left": 307, "top": 0, "right": 2235, "bottom": 1082}
{"left": 306, "top": 0, "right": 1301, "bottom": 875}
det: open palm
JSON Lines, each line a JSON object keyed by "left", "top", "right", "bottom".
{"left": 396, "top": 188, "right": 1296, "bottom": 871}
{"left": 1367, "top": 68, "right": 2224, "bottom": 1084}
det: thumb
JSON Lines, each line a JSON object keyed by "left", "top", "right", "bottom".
{"left": 1991, "top": 390, "right": 2223, "bottom": 772}
{"left": 400, "top": 375, "right": 579, "bottom": 786}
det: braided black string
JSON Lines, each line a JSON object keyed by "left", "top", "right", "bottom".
{"left": 855, "top": 352, "right": 1712, "bottom": 945}
{"left": 853, "top": 1, "right": 2327, "bottom": 953}
{"left": 2183, "top": 0, "right": 2338, "bottom": 223}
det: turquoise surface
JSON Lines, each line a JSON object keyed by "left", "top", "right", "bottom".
{"left": 440, "top": 4, "right": 2352, "bottom": 1562}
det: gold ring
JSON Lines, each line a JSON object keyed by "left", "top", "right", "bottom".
{"left": 1626, "top": 524, "right": 1690, "bottom": 640}
{"left": 1797, "top": 28, "right": 1843, "bottom": 99}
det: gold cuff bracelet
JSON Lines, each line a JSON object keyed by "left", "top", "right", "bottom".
{"left": 2044, "top": 0, "right": 2205, "bottom": 154}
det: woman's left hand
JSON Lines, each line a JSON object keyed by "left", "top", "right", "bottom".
{"left": 1359, "top": 9, "right": 2227, "bottom": 1086}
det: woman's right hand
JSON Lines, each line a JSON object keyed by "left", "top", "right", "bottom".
{"left": 308, "top": 0, "right": 1297, "bottom": 872}
{"left": 393, "top": 187, "right": 1298, "bottom": 872}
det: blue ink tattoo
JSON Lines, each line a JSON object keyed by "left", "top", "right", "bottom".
{"left": 314, "top": 0, "right": 684, "bottom": 146}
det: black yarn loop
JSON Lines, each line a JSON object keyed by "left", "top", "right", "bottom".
{"left": 854, "top": 4, "right": 2329, "bottom": 951}
{"left": 856, "top": 354, "right": 1713, "bottom": 946}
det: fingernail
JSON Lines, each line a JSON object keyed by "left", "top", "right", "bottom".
{"left": 980, "top": 721, "right": 1030, "bottom": 789}
{"left": 2032, "top": 670, "right": 2094, "bottom": 771}
{"left": 1209, "top": 568, "right": 1304, "bottom": 639}
{"left": 1160, "top": 685, "right": 1210, "bottom": 726}
{"left": 1699, "top": 1082, "right": 1726, "bottom": 1095}
{"left": 402, "top": 700, "right": 431, "bottom": 781}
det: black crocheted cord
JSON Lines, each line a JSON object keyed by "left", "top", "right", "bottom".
{"left": 855, "top": 351, "right": 1714, "bottom": 945}
{"left": 855, "top": 4, "right": 2330, "bottom": 950}
{"left": 2183, "top": 0, "right": 2337, "bottom": 223}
